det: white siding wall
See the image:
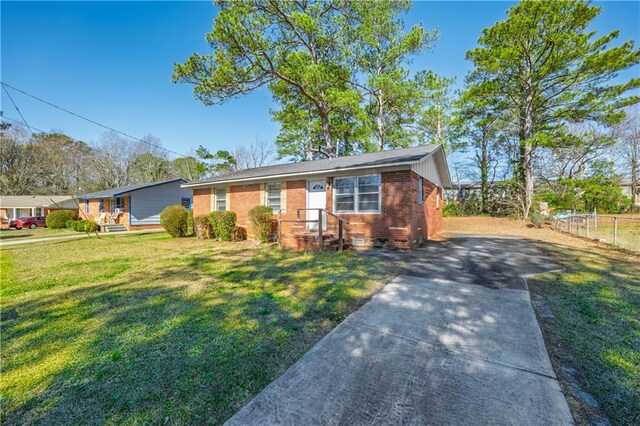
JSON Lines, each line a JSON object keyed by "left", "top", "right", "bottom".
{"left": 411, "top": 155, "right": 443, "bottom": 187}
{"left": 130, "top": 182, "right": 193, "bottom": 225}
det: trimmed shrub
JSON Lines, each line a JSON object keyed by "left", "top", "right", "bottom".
{"left": 194, "top": 215, "right": 213, "bottom": 239}
{"left": 234, "top": 226, "right": 247, "bottom": 241}
{"left": 160, "top": 205, "right": 188, "bottom": 237}
{"left": 248, "top": 205, "right": 273, "bottom": 243}
{"left": 65, "top": 220, "right": 75, "bottom": 229}
{"left": 530, "top": 212, "right": 548, "bottom": 229}
{"left": 84, "top": 221, "right": 99, "bottom": 233}
{"left": 46, "top": 209, "right": 77, "bottom": 229}
{"left": 186, "top": 210, "right": 195, "bottom": 237}
{"left": 211, "top": 211, "right": 236, "bottom": 242}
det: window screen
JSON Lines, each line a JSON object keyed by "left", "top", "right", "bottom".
{"left": 266, "top": 183, "right": 281, "bottom": 212}
{"left": 215, "top": 188, "right": 227, "bottom": 211}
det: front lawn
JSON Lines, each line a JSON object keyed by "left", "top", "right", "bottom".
{"left": 0, "top": 233, "right": 393, "bottom": 424}
{"left": 0, "top": 227, "right": 77, "bottom": 241}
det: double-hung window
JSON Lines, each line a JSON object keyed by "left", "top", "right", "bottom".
{"left": 266, "top": 183, "right": 281, "bottom": 212}
{"left": 114, "top": 197, "right": 125, "bottom": 210}
{"left": 84, "top": 200, "right": 89, "bottom": 214}
{"left": 99, "top": 198, "right": 104, "bottom": 213}
{"left": 418, "top": 178, "right": 424, "bottom": 204}
{"left": 215, "top": 188, "right": 227, "bottom": 211}
{"left": 334, "top": 174, "right": 381, "bottom": 213}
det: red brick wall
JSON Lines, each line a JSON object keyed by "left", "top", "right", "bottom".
{"left": 192, "top": 188, "right": 211, "bottom": 217}
{"left": 279, "top": 180, "right": 307, "bottom": 246}
{"left": 324, "top": 170, "right": 413, "bottom": 248}
{"left": 410, "top": 172, "right": 442, "bottom": 245}
{"left": 78, "top": 196, "right": 129, "bottom": 228}
{"left": 230, "top": 183, "right": 261, "bottom": 234}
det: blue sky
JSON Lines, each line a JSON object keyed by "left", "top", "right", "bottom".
{"left": 2, "top": 1, "right": 639, "bottom": 159}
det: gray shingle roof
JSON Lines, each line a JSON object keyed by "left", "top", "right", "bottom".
{"left": 185, "top": 145, "right": 441, "bottom": 187}
{"left": 77, "top": 178, "right": 186, "bottom": 199}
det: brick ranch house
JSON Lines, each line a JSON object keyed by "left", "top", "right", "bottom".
{"left": 77, "top": 179, "right": 193, "bottom": 231}
{"left": 184, "top": 145, "right": 452, "bottom": 249}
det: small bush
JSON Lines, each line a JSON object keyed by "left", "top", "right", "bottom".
{"left": 160, "top": 205, "right": 188, "bottom": 237}
{"left": 186, "top": 210, "right": 195, "bottom": 237}
{"left": 194, "top": 215, "right": 213, "bottom": 239}
{"left": 530, "top": 212, "right": 548, "bottom": 228}
{"left": 443, "top": 202, "right": 458, "bottom": 217}
{"left": 248, "top": 205, "right": 273, "bottom": 243}
{"left": 46, "top": 209, "right": 77, "bottom": 229}
{"left": 84, "top": 221, "right": 99, "bottom": 233}
{"left": 211, "top": 211, "right": 236, "bottom": 242}
{"left": 65, "top": 220, "right": 75, "bottom": 229}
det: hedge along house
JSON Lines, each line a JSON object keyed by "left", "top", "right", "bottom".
{"left": 76, "top": 179, "right": 193, "bottom": 231}
{"left": 184, "top": 145, "right": 452, "bottom": 250}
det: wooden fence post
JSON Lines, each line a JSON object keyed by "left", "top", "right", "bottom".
{"left": 614, "top": 217, "right": 618, "bottom": 246}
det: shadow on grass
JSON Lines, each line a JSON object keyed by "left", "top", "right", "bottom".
{"left": 525, "top": 241, "right": 640, "bottom": 426}
{"left": 1, "top": 246, "right": 390, "bottom": 425}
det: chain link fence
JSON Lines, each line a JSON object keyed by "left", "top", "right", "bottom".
{"left": 554, "top": 214, "right": 640, "bottom": 252}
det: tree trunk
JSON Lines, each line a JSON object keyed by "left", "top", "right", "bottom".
{"left": 632, "top": 143, "right": 638, "bottom": 211}
{"left": 479, "top": 132, "right": 489, "bottom": 214}
{"left": 521, "top": 92, "right": 534, "bottom": 219}
{"left": 376, "top": 91, "right": 384, "bottom": 151}
{"left": 318, "top": 107, "right": 334, "bottom": 158}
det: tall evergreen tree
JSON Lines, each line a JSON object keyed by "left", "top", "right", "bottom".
{"left": 465, "top": 0, "right": 639, "bottom": 217}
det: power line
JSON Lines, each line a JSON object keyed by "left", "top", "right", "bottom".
{"left": 1, "top": 115, "right": 47, "bottom": 134}
{"left": 2, "top": 84, "right": 34, "bottom": 135}
{"left": 0, "top": 81, "right": 189, "bottom": 159}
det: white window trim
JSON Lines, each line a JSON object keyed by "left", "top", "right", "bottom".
{"left": 333, "top": 174, "right": 382, "bottom": 214}
{"left": 214, "top": 187, "right": 227, "bottom": 211}
{"left": 265, "top": 182, "right": 282, "bottom": 213}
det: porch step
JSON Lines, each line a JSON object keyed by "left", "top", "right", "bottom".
{"left": 101, "top": 224, "right": 128, "bottom": 233}
{"left": 284, "top": 232, "right": 350, "bottom": 251}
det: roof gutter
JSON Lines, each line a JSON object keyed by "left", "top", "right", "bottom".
{"left": 181, "top": 161, "right": 420, "bottom": 188}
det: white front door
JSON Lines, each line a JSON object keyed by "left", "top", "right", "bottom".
{"left": 307, "top": 180, "right": 327, "bottom": 230}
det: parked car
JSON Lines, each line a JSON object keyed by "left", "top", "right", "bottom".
{"left": 9, "top": 216, "right": 47, "bottom": 230}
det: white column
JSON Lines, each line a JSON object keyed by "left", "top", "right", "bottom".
{"left": 31, "top": 207, "right": 36, "bottom": 217}
{"left": 13, "top": 208, "right": 17, "bottom": 220}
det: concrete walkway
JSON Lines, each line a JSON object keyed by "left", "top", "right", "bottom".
{"left": 227, "top": 236, "right": 573, "bottom": 425}
{"left": 0, "top": 228, "right": 165, "bottom": 247}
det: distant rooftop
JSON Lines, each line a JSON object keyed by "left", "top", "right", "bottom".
{"left": 77, "top": 178, "right": 186, "bottom": 199}
{"left": 0, "top": 195, "right": 76, "bottom": 208}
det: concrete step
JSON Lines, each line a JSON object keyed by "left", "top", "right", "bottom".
{"left": 101, "top": 224, "right": 128, "bottom": 232}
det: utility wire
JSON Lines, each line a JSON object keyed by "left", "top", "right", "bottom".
{"left": 1, "top": 81, "right": 189, "bottom": 159}
{"left": 1, "top": 115, "right": 47, "bottom": 134}
{"left": 2, "top": 83, "right": 34, "bottom": 135}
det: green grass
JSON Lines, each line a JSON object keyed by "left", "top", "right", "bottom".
{"left": 0, "top": 227, "right": 78, "bottom": 241}
{"left": 528, "top": 244, "right": 640, "bottom": 425}
{"left": 0, "top": 233, "right": 393, "bottom": 425}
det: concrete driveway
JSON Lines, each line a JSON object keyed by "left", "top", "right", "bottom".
{"left": 226, "top": 235, "right": 573, "bottom": 425}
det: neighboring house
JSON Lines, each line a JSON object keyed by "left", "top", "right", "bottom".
{"left": 0, "top": 195, "right": 77, "bottom": 224}
{"left": 77, "top": 179, "right": 193, "bottom": 231}
{"left": 184, "top": 145, "right": 452, "bottom": 249}
{"left": 621, "top": 179, "right": 640, "bottom": 206}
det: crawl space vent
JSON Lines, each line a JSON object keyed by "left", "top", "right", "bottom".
{"left": 351, "top": 237, "right": 366, "bottom": 246}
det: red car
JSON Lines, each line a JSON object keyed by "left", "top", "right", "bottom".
{"left": 10, "top": 216, "right": 47, "bottom": 230}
